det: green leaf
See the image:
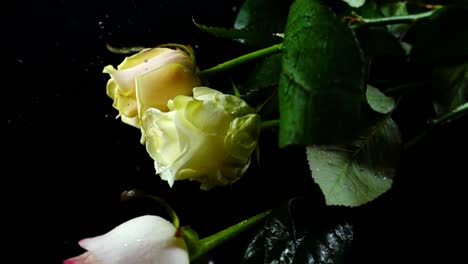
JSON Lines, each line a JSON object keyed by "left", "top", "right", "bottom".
{"left": 354, "top": 0, "right": 382, "bottom": 18}
{"left": 409, "top": 7, "right": 468, "bottom": 64}
{"left": 380, "top": 1, "right": 408, "bottom": 17}
{"left": 241, "top": 199, "right": 353, "bottom": 264}
{"left": 342, "top": 0, "right": 366, "bottom": 8}
{"left": 366, "top": 85, "right": 396, "bottom": 114}
{"left": 306, "top": 117, "right": 401, "bottom": 206}
{"left": 279, "top": 0, "right": 366, "bottom": 146}
{"left": 354, "top": 4, "right": 407, "bottom": 59}
{"left": 240, "top": 53, "right": 281, "bottom": 104}
{"left": 432, "top": 62, "right": 468, "bottom": 116}
{"left": 234, "top": 0, "right": 293, "bottom": 47}
{"left": 235, "top": 0, "right": 293, "bottom": 32}
{"left": 193, "top": 19, "right": 280, "bottom": 45}
{"left": 380, "top": 1, "right": 410, "bottom": 38}
{"left": 243, "top": 54, "right": 282, "bottom": 91}
{"left": 292, "top": 223, "right": 353, "bottom": 264}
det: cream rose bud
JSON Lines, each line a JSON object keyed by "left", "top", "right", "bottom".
{"left": 142, "top": 87, "right": 261, "bottom": 190}
{"left": 63, "top": 215, "right": 189, "bottom": 264}
{"left": 103, "top": 47, "right": 201, "bottom": 128}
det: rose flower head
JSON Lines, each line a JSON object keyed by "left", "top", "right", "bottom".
{"left": 142, "top": 87, "right": 261, "bottom": 190}
{"left": 63, "top": 215, "right": 188, "bottom": 264}
{"left": 103, "top": 46, "right": 201, "bottom": 128}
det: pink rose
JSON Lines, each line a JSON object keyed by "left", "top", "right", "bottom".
{"left": 64, "top": 215, "right": 188, "bottom": 264}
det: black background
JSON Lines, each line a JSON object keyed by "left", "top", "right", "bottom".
{"left": 8, "top": 0, "right": 466, "bottom": 263}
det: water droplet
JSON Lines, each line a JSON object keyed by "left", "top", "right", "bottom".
{"left": 278, "top": 241, "right": 295, "bottom": 263}
{"left": 335, "top": 223, "right": 353, "bottom": 241}
{"left": 319, "top": 244, "right": 331, "bottom": 262}
{"left": 327, "top": 232, "right": 339, "bottom": 250}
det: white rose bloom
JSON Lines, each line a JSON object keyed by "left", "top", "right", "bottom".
{"left": 142, "top": 87, "right": 261, "bottom": 190}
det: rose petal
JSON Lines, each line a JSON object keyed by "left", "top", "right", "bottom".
{"left": 63, "top": 251, "right": 99, "bottom": 264}
{"left": 136, "top": 63, "right": 200, "bottom": 115}
{"left": 143, "top": 109, "right": 181, "bottom": 186}
{"left": 66, "top": 216, "right": 188, "bottom": 264}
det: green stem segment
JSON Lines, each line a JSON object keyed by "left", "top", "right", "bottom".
{"left": 431, "top": 103, "right": 468, "bottom": 125}
{"left": 261, "top": 119, "right": 280, "bottom": 130}
{"left": 404, "top": 103, "right": 468, "bottom": 149}
{"left": 190, "top": 210, "right": 271, "bottom": 262}
{"left": 120, "top": 189, "right": 180, "bottom": 229}
{"left": 351, "top": 9, "right": 440, "bottom": 29}
{"left": 198, "top": 43, "right": 283, "bottom": 77}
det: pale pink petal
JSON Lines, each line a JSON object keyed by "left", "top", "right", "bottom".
{"left": 63, "top": 251, "right": 100, "bottom": 264}
{"left": 64, "top": 215, "right": 189, "bottom": 264}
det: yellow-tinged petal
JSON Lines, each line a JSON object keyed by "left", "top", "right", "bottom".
{"left": 183, "top": 99, "right": 231, "bottom": 135}
{"left": 170, "top": 95, "right": 194, "bottom": 111}
{"left": 192, "top": 87, "right": 222, "bottom": 98}
{"left": 103, "top": 45, "right": 200, "bottom": 128}
{"left": 142, "top": 87, "right": 261, "bottom": 190}
{"left": 143, "top": 108, "right": 182, "bottom": 186}
{"left": 105, "top": 78, "right": 118, "bottom": 100}
{"left": 225, "top": 114, "right": 261, "bottom": 161}
{"left": 120, "top": 115, "right": 140, "bottom": 128}
{"left": 106, "top": 49, "right": 197, "bottom": 98}
{"left": 136, "top": 63, "right": 201, "bottom": 116}
{"left": 114, "top": 96, "right": 138, "bottom": 117}
{"left": 117, "top": 48, "right": 172, "bottom": 70}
